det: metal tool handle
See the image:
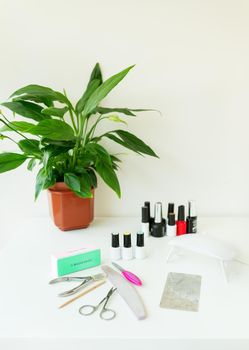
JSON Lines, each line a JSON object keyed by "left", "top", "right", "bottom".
{"left": 49, "top": 276, "right": 90, "bottom": 284}
{"left": 58, "top": 279, "right": 92, "bottom": 297}
{"left": 79, "top": 304, "right": 97, "bottom": 316}
{"left": 99, "top": 307, "right": 116, "bottom": 320}
{"left": 99, "top": 287, "right": 117, "bottom": 320}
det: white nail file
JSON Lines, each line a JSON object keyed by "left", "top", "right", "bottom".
{"left": 101, "top": 265, "right": 147, "bottom": 320}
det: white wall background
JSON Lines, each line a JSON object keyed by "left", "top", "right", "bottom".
{"left": 1, "top": 0, "right": 249, "bottom": 219}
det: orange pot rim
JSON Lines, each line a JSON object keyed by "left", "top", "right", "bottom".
{"left": 48, "top": 182, "right": 95, "bottom": 194}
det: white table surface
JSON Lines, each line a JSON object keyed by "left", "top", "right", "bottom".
{"left": 1, "top": 216, "right": 249, "bottom": 350}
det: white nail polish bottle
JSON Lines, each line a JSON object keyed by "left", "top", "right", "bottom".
{"left": 122, "top": 232, "right": 133, "bottom": 260}
{"left": 135, "top": 232, "right": 147, "bottom": 259}
{"left": 167, "top": 213, "right": 176, "bottom": 237}
{"left": 141, "top": 206, "right": 150, "bottom": 237}
{"left": 110, "top": 232, "right": 121, "bottom": 261}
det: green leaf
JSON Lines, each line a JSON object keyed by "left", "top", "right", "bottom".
{"left": 95, "top": 160, "right": 121, "bottom": 197}
{"left": 110, "top": 154, "right": 122, "bottom": 170}
{"left": 27, "top": 158, "right": 36, "bottom": 171}
{"left": 13, "top": 94, "right": 54, "bottom": 107}
{"left": 0, "top": 152, "right": 27, "bottom": 173}
{"left": 105, "top": 133, "right": 141, "bottom": 155}
{"left": 35, "top": 167, "right": 56, "bottom": 200}
{"left": 89, "top": 63, "right": 103, "bottom": 83}
{"left": 110, "top": 130, "right": 158, "bottom": 157}
{"left": 10, "top": 84, "right": 70, "bottom": 106}
{"left": 64, "top": 172, "right": 92, "bottom": 198}
{"left": 41, "top": 106, "right": 68, "bottom": 118}
{"left": 31, "top": 119, "right": 75, "bottom": 141}
{"left": 0, "top": 121, "right": 35, "bottom": 133}
{"left": 1, "top": 101, "right": 50, "bottom": 122}
{"left": 43, "top": 144, "right": 72, "bottom": 158}
{"left": 95, "top": 107, "right": 158, "bottom": 116}
{"left": 83, "top": 65, "right": 135, "bottom": 116}
{"left": 76, "top": 80, "right": 101, "bottom": 114}
{"left": 108, "top": 115, "right": 127, "bottom": 125}
{"left": 64, "top": 172, "right": 81, "bottom": 192}
{"left": 85, "top": 143, "right": 112, "bottom": 165}
{"left": 87, "top": 168, "right": 97, "bottom": 188}
{"left": 96, "top": 107, "right": 136, "bottom": 116}
{"left": 79, "top": 173, "right": 92, "bottom": 198}
{"left": 18, "top": 139, "right": 41, "bottom": 157}
{"left": 0, "top": 134, "right": 5, "bottom": 140}
{"left": 76, "top": 63, "right": 103, "bottom": 113}
{"left": 41, "top": 138, "right": 75, "bottom": 148}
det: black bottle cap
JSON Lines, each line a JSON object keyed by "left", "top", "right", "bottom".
{"left": 123, "top": 232, "right": 131, "bottom": 248}
{"left": 111, "top": 233, "right": 120, "bottom": 248}
{"left": 167, "top": 203, "right": 174, "bottom": 216}
{"left": 136, "top": 232, "right": 144, "bottom": 247}
{"left": 151, "top": 222, "right": 165, "bottom": 237}
{"left": 144, "top": 201, "right": 151, "bottom": 218}
{"left": 178, "top": 205, "right": 185, "bottom": 221}
{"left": 142, "top": 206, "right": 149, "bottom": 223}
{"left": 168, "top": 213, "right": 175, "bottom": 225}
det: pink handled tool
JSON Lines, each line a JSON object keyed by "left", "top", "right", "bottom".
{"left": 111, "top": 262, "right": 142, "bottom": 286}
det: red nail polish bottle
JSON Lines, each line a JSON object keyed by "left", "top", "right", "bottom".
{"left": 177, "top": 205, "right": 186, "bottom": 235}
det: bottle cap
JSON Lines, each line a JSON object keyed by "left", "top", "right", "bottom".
{"left": 177, "top": 205, "right": 185, "bottom": 221}
{"left": 136, "top": 232, "right": 144, "bottom": 247}
{"left": 188, "top": 200, "right": 197, "bottom": 217}
{"left": 123, "top": 232, "right": 131, "bottom": 248}
{"left": 154, "top": 202, "right": 162, "bottom": 223}
{"left": 144, "top": 201, "right": 151, "bottom": 218}
{"left": 167, "top": 202, "right": 174, "bottom": 217}
{"left": 111, "top": 232, "right": 120, "bottom": 248}
{"left": 142, "top": 206, "right": 149, "bottom": 223}
{"left": 168, "top": 213, "right": 175, "bottom": 225}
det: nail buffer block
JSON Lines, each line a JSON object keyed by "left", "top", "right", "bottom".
{"left": 51, "top": 247, "right": 101, "bottom": 277}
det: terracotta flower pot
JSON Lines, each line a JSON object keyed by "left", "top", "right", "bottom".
{"left": 48, "top": 182, "right": 94, "bottom": 231}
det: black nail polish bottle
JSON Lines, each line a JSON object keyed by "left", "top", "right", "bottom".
{"left": 151, "top": 202, "right": 165, "bottom": 237}
{"left": 167, "top": 202, "right": 174, "bottom": 218}
{"left": 144, "top": 201, "right": 154, "bottom": 231}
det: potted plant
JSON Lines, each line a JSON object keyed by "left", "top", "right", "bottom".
{"left": 0, "top": 64, "right": 158, "bottom": 230}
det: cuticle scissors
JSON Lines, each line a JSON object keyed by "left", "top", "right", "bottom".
{"left": 79, "top": 287, "right": 117, "bottom": 321}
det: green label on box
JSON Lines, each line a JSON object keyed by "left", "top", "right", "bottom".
{"left": 57, "top": 249, "right": 101, "bottom": 276}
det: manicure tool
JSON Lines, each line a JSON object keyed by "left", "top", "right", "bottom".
{"left": 59, "top": 280, "right": 106, "bottom": 309}
{"left": 102, "top": 265, "right": 147, "bottom": 320}
{"left": 49, "top": 273, "right": 106, "bottom": 297}
{"left": 79, "top": 287, "right": 117, "bottom": 321}
{"left": 112, "top": 262, "right": 142, "bottom": 286}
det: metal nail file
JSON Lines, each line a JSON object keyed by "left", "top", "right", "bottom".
{"left": 101, "top": 265, "right": 147, "bottom": 320}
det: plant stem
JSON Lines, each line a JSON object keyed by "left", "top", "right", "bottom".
{"left": 85, "top": 115, "right": 106, "bottom": 143}
{"left": 0, "top": 116, "right": 31, "bottom": 141}
{"left": 68, "top": 108, "right": 77, "bottom": 133}
{"left": 1, "top": 134, "right": 19, "bottom": 145}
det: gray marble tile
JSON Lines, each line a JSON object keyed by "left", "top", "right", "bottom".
{"left": 160, "top": 272, "right": 202, "bottom": 312}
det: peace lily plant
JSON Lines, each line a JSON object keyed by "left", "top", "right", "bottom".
{"left": 0, "top": 64, "right": 158, "bottom": 208}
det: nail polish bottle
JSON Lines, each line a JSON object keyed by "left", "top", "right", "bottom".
{"left": 122, "top": 232, "right": 133, "bottom": 260}
{"left": 144, "top": 201, "right": 154, "bottom": 231}
{"left": 151, "top": 202, "right": 165, "bottom": 237}
{"left": 135, "top": 232, "right": 146, "bottom": 259}
{"left": 187, "top": 200, "right": 197, "bottom": 234}
{"left": 167, "top": 202, "right": 174, "bottom": 219}
{"left": 167, "top": 213, "right": 176, "bottom": 237}
{"left": 176, "top": 205, "right": 187, "bottom": 235}
{"left": 110, "top": 232, "right": 121, "bottom": 261}
{"left": 141, "top": 206, "right": 150, "bottom": 237}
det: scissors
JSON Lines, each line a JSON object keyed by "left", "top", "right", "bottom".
{"left": 49, "top": 273, "right": 106, "bottom": 297}
{"left": 79, "top": 287, "right": 117, "bottom": 321}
